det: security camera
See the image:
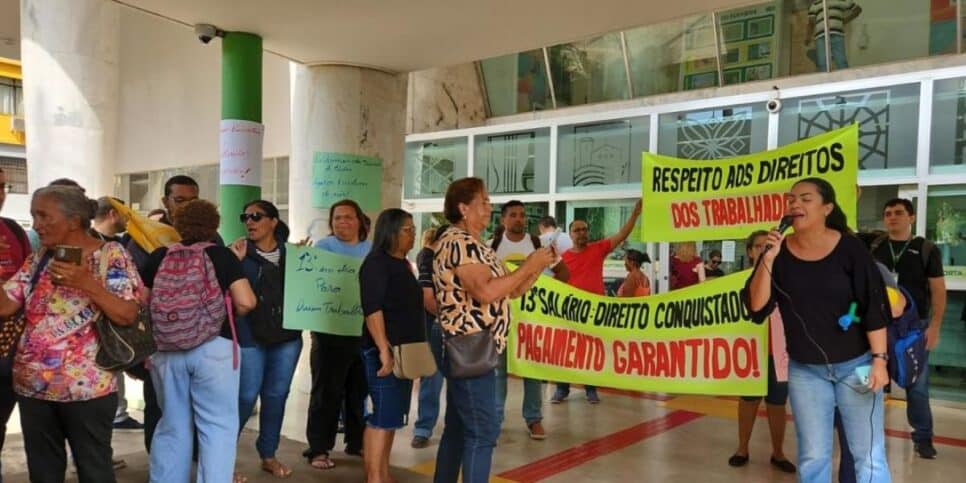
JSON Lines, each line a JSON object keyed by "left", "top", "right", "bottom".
{"left": 194, "top": 24, "right": 224, "bottom": 44}
{"left": 766, "top": 99, "right": 783, "bottom": 113}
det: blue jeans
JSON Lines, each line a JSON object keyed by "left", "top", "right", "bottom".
{"left": 495, "top": 352, "right": 543, "bottom": 427}
{"left": 788, "top": 354, "right": 890, "bottom": 483}
{"left": 414, "top": 320, "right": 444, "bottom": 439}
{"left": 815, "top": 33, "right": 848, "bottom": 71}
{"left": 434, "top": 368, "right": 500, "bottom": 483}
{"left": 907, "top": 347, "right": 933, "bottom": 443}
{"left": 150, "top": 337, "right": 240, "bottom": 483}
{"left": 238, "top": 337, "right": 303, "bottom": 459}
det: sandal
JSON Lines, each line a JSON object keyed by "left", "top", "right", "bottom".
{"left": 262, "top": 458, "right": 293, "bottom": 478}
{"left": 309, "top": 453, "right": 336, "bottom": 470}
{"left": 233, "top": 473, "right": 248, "bottom": 483}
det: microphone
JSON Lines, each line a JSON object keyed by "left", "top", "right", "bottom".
{"left": 763, "top": 215, "right": 798, "bottom": 252}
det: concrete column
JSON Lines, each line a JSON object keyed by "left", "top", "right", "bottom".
{"left": 20, "top": 0, "right": 119, "bottom": 195}
{"left": 289, "top": 65, "right": 407, "bottom": 241}
{"left": 219, "top": 32, "right": 263, "bottom": 242}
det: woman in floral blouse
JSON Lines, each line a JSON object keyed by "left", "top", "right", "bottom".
{"left": 0, "top": 186, "right": 144, "bottom": 483}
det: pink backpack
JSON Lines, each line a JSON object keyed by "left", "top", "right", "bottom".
{"left": 149, "top": 243, "right": 231, "bottom": 353}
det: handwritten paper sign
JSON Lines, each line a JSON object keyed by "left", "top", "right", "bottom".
{"left": 220, "top": 119, "right": 264, "bottom": 186}
{"left": 312, "top": 152, "right": 382, "bottom": 212}
{"left": 282, "top": 243, "right": 364, "bottom": 336}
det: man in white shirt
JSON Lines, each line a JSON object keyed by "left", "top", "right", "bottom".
{"left": 489, "top": 202, "right": 569, "bottom": 441}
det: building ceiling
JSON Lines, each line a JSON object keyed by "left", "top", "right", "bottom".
{"left": 1, "top": 0, "right": 761, "bottom": 71}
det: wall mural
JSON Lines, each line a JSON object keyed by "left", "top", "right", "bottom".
{"left": 796, "top": 90, "right": 890, "bottom": 170}
{"left": 675, "top": 107, "right": 753, "bottom": 159}
{"left": 572, "top": 121, "right": 632, "bottom": 187}
{"left": 484, "top": 132, "right": 536, "bottom": 193}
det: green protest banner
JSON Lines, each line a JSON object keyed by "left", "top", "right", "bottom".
{"left": 312, "top": 152, "right": 382, "bottom": 212}
{"left": 508, "top": 271, "right": 767, "bottom": 396}
{"left": 641, "top": 125, "right": 858, "bottom": 242}
{"left": 282, "top": 243, "right": 364, "bottom": 336}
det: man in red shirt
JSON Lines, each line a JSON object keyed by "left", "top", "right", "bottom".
{"left": 552, "top": 199, "right": 642, "bottom": 404}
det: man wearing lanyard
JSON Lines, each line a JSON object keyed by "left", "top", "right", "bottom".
{"left": 871, "top": 198, "right": 946, "bottom": 459}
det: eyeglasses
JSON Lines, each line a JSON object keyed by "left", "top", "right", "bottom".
{"left": 239, "top": 212, "right": 269, "bottom": 223}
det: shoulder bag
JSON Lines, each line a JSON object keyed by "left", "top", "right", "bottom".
{"left": 93, "top": 247, "right": 156, "bottom": 372}
{"left": 443, "top": 328, "right": 499, "bottom": 379}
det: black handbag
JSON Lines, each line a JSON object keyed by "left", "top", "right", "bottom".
{"left": 93, "top": 248, "right": 156, "bottom": 372}
{"left": 443, "top": 328, "right": 499, "bottom": 379}
{"left": 0, "top": 252, "right": 51, "bottom": 375}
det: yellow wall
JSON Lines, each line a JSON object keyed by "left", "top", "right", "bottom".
{"left": 0, "top": 114, "right": 25, "bottom": 146}
{"left": 0, "top": 58, "right": 25, "bottom": 146}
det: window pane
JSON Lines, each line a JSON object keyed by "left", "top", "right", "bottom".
{"left": 716, "top": 2, "right": 783, "bottom": 86}
{"left": 480, "top": 50, "right": 552, "bottom": 117}
{"left": 658, "top": 104, "right": 768, "bottom": 159}
{"left": 0, "top": 156, "right": 28, "bottom": 194}
{"left": 557, "top": 116, "right": 649, "bottom": 192}
{"left": 925, "top": 185, "right": 966, "bottom": 290}
{"left": 777, "top": 84, "right": 919, "bottom": 175}
{"left": 404, "top": 138, "right": 469, "bottom": 199}
{"left": 626, "top": 13, "right": 718, "bottom": 96}
{"left": 830, "top": 0, "right": 942, "bottom": 71}
{"left": 276, "top": 157, "right": 289, "bottom": 205}
{"left": 473, "top": 128, "right": 550, "bottom": 195}
{"left": 930, "top": 77, "right": 966, "bottom": 174}
{"left": 855, "top": 185, "right": 910, "bottom": 232}
{"left": 547, "top": 33, "right": 629, "bottom": 107}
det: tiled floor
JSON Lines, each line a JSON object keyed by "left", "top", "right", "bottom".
{"left": 2, "top": 342, "right": 965, "bottom": 482}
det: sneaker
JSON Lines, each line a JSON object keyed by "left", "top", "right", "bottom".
{"left": 586, "top": 390, "right": 601, "bottom": 404}
{"left": 550, "top": 390, "right": 568, "bottom": 404}
{"left": 411, "top": 436, "right": 430, "bottom": 449}
{"left": 527, "top": 421, "right": 547, "bottom": 440}
{"left": 915, "top": 441, "right": 937, "bottom": 459}
{"left": 113, "top": 417, "right": 144, "bottom": 431}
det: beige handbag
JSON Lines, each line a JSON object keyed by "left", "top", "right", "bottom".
{"left": 392, "top": 342, "right": 437, "bottom": 380}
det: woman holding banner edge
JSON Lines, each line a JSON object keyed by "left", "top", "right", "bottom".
{"left": 432, "top": 177, "right": 554, "bottom": 483}
{"left": 744, "top": 178, "right": 891, "bottom": 483}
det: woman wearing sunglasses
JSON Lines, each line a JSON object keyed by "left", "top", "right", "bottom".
{"left": 230, "top": 200, "right": 302, "bottom": 480}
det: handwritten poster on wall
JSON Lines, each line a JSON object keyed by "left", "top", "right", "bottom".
{"left": 282, "top": 243, "right": 364, "bottom": 336}
{"left": 312, "top": 152, "right": 383, "bottom": 212}
{"left": 220, "top": 119, "right": 264, "bottom": 186}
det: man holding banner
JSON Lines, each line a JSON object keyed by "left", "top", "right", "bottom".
{"left": 551, "top": 199, "right": 642, "bottom": 404}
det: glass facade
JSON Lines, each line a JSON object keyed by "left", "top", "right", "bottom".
{"left": 658, "top": 104, "right": 768, "bottom": 159}
{"left": 557, "top": 116, "right": 648, "bottom": 192}
{"left": 548, "top": 33, "right": 629, "bottom": 107}
{"left": 479, "top": 50, "right": 553, "bottom": 116}
{"left": 473, "top": 128, "right": 550, "bottom": 195}
{"left": 476, "top": 0, "right": 964, "bottom": 117}
{"left": 404, "top": 137, "right": 469, "bottom": 199}
{"left": 931, "top": 76, "right": 966, "bottom": 174}
{"left": 778, "top": 84, "right": 920, "bottom": 176}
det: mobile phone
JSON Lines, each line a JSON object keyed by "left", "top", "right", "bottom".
{"left": 53, "top": 245, "right": 82, "bottom": 265}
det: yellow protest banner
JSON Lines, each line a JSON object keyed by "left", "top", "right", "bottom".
{"left": 508, "top": 271, "right": 767, "bottom": 396}
{"left": 641, "top": 125, "right": 858, "bottom": 242}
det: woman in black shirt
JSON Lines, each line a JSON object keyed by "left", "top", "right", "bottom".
{"left": 745, "top": 178, "right": 891, "bottom": 483}
{"left": 359, "top": 208, "right": 425, "bottom": 483}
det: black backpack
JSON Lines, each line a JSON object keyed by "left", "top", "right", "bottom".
{"left": 248, "top": 247, "right": 301, "bottom": 345}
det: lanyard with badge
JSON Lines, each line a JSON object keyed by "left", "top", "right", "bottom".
{"left": 888, "top": 238, "right": 912, "bottom": 284}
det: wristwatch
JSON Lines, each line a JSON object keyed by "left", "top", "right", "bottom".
{"left": 871, "top": 352, "right": 889, "bottom": 361}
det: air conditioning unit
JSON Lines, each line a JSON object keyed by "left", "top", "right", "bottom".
{"left": 10, "top": 117, "right": 25, "bottom": 132}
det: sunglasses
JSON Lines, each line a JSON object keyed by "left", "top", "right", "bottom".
{"left": 710, "top": 259, "right": 722, "bottom": 265}
{"left": 239, "top": 212, "right": 270, "bottom": 223}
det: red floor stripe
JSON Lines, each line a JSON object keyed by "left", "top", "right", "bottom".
{"left": 497, "top": 410, "right": 703, "bottom": 482}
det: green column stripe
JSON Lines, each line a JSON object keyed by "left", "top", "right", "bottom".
{"left": 222, "top": 32, "right": 262, "bottom": 122}
{"left": 219, "top": 184, "right": 261, "bottom": 243}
